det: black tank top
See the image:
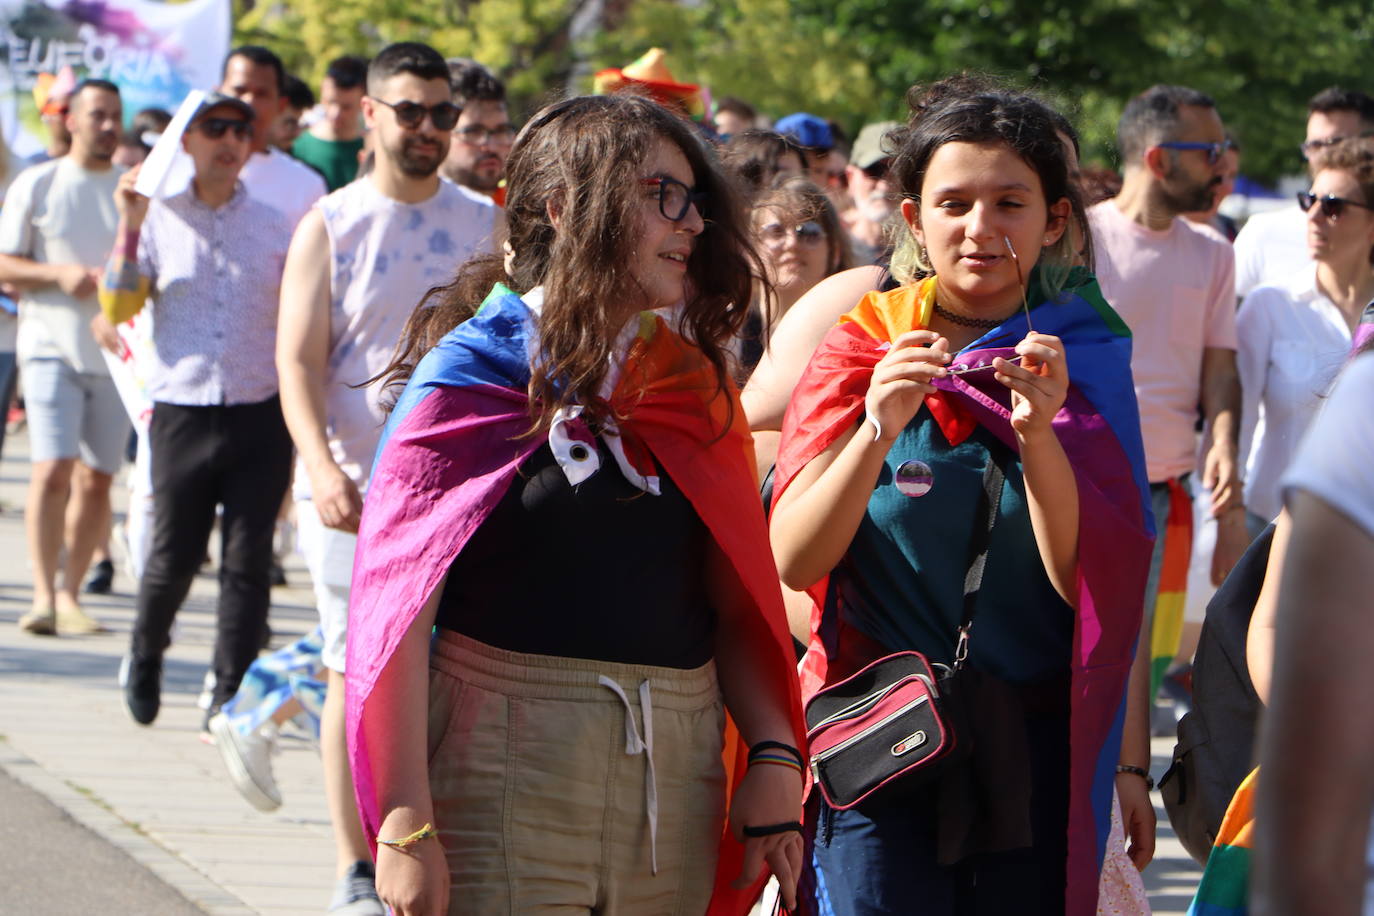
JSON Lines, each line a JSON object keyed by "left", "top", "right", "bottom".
{"left": 436, "top": 440, "right": 715, "bottom": 669}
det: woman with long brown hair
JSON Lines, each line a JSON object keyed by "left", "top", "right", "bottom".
{"left": 344, "top": 94, "right": 806, "bottom": 915}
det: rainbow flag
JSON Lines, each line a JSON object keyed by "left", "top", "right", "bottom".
{"left": 1188, "top": 767, "right": 1258, "bottom": 916}
{"left": 1150, "top": 479, "right": 1194, "bottom": 698}
{"left": 774, "top": 269, "right": 1155, "bottom": 916}
{"left": 345, "top": 284, "right": 805, "bottom": 916}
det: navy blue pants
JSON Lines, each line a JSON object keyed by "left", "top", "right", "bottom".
{"left": 809, "top": 705, "right": 1070, "bottom": 916}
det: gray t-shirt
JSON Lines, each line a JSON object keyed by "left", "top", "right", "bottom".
{"left": 0, "top": 158, "right": 122, "bottom": 374}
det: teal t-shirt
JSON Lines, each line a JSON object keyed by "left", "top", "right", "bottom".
{"left": 829, "top": 409, "right": 1073, "bottom": 684}
{"left": 292, "top": 132, "right": 364, "bottom": 192}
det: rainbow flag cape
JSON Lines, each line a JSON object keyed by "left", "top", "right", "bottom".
{"left": 1150, "top": 479, "right": 1194, "bottom": 697}
{"left": 345, "top": 284, "right": 805, "bottom": 915}
{"left": 773, "top": 269, "right": 1154, "bottom": 916}
{"left": 1188, "top": 767, "right": 1258, "bottom": 916}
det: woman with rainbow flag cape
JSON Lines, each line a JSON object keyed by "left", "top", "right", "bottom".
{"left": 769, "top": 87, "right": 1154, "bottom": 915}
{"left": 343, "top": 94, "right": 806, "bottom": 916}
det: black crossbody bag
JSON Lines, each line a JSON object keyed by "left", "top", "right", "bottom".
{"left": 804, "top": 453, "right": 1006, "bottom": 809}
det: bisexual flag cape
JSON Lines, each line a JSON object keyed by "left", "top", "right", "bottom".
{"left": 773, "top": 269, "right": 1154, "bottom": 915}
{"left": 345, "top": 284, "right": 805, "bottom": 915}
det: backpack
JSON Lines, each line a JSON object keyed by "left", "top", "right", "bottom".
{"left": 1158, "top": 523, "right": 1273, "bottom": 865}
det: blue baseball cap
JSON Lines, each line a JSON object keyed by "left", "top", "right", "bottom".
{"left": 774, "top": 112, "right": 834, "bottom": 151}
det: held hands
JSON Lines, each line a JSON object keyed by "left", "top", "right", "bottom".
{"left": 114, "top": 165, "right": 150, "bottom": 228}
{"left": 729, "top": 760, "right": 805, "bottom": 911}
{"left": 865, "top": 330, "right": 950, "bottom": 442}
{"left": 994, "top": 332, "right": 1069, "bottom": 440}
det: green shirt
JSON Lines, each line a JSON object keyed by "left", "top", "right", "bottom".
{"left": 292, "top": 132, "right": 364, "bottom": 192}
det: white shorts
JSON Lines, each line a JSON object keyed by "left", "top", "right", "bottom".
{"left": 295, "top": 499, "right": 357, "bottom": 674}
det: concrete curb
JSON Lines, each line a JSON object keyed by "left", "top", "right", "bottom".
{"left": 0, "top": 739, "right": 255, "bottom": 915}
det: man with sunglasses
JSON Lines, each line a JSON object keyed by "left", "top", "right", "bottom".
{"left": 1089, "top": 84, "right": 1247, "bottom": 767}
{"left": 442, "top": 58, "right": 515, "bottom": 206}
{"left": 841, "top": 121, "right": 898, "bottom": 264}
{"left": 1235, "top": 87, "right": 1374, "bottom": 299}
{"left": 165, "top": 46, "right": 327, "bottom": 232}
{"left": 97, "top": 90, "right": 295, "bottom": 739}
{"left": 263, "top": 41, "right": 499, "bottom": 916}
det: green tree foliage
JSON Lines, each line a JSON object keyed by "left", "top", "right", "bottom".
{"left": 238, "top": 0, "right": 1374, "bottom": 183}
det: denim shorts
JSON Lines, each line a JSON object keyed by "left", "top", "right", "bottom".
{"left": 21, "top": 356, "right": 129, "bottom": 472}
{"left": 426, "top": 631, "right": 727, "bottom": 915}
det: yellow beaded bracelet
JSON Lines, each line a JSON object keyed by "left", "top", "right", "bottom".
{"left": 377, "top": 822, "right": 437, "bottom": 850}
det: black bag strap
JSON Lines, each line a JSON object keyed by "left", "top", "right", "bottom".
{"left": 953, "top": 449, "right": 1007, "bottom": 669}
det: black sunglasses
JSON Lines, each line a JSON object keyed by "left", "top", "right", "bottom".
{"left": 198, "top": 117, "right": 253, "bottom": 140}
{"left": 371, "top": 97, "right": 461, "bottom": 132}
{"left": 1297, "top": 190, "right": 1374, "bottom": 220}
{"left": 642, "top": 176, "right": 709, "bottom": 222}
{"left": 861, "top": 160, "right": 889, "bottom": 181}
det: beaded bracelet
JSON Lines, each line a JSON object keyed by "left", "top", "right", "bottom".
{"left": 377, "top": 822, "right": 437, "bottom": 851}
{"left": 1115, "top": 765, "right": 1155, "bottom": 791}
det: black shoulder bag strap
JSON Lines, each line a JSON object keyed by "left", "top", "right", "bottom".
{"left": 952, "top": 449, "right": 1007, "bottom": 671}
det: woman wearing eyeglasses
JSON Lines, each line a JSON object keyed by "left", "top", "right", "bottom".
{"left": 1235, "top": 136, "right": 1374, "bottom": 536}
{"left": 737, "top": 177, "right": 852, "bottom": 377}
{"left": 346, "top": 94, "right": 806, "bottom": 916}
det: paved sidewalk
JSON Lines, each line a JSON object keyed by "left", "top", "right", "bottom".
{"left": 0, "top": 429, "right": 336, "bottom": 915}
{"left": 0, "top": 426, "right": 1204, "bottom": 914}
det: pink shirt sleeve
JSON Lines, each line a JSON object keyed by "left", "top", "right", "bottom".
{"left": 1203, "top": 240, "right": 1238, "bottom": 350}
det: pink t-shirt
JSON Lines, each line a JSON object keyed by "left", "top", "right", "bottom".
{"left": 1088, "top": 201, "right": 1237, "bottom": 482}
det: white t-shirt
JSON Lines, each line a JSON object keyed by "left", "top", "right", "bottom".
{"left": 296, "top": 176, "right": 499, "bottom": 498}
{"left": 1233, "top": 206, "right": 1309, "bottom": 300}
{"left": 0, "top": 158, "right": 123, "bottom": 374}
{"left": 1236, "top": 269, "right": 1352, "bottom": 520}
{"left": 1281, "top": 350, "right": 1374, "bottom": 537}
{"left": 1088, "top": 200, "right": 1238, "bottom": 482}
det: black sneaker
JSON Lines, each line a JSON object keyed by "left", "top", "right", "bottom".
{"left": 84, "top": 559, "right": 114, "bottom": 595}
{"left": 122, "top": 653, "right": 162, "bottom": 725}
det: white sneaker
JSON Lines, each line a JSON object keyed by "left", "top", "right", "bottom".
{"left": 208, "top": 714, "right": 282, "bottom": 812}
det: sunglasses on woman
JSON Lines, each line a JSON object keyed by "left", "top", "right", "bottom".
{"left": 371, "top": 97, "right": 462, "bottom": 132}
{"left": 758, "top": 220, "right": 826, "bottom": 248}
{"left": 1297, "top": 190, "right": 1374, "bottom": 220}
{"left": 198, "top": 118, "right": 253, "bottom": 140}
{"left": 642, "top": 176, "right": 709, "bottom": 222}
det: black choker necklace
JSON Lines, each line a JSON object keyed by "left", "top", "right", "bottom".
{"left": 932, "top": 301, "right": 1006, "bottom": 329}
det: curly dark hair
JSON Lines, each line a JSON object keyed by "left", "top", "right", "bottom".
{"left": 377, "top": 94, "right": 765, "bottom": 435}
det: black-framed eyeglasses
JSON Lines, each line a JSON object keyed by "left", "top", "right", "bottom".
{"left": 1300, "top": 132, "right": 1374, "bottom": 160}
{"left": 758, "top": 220, "right": 826, "bottom": 248}
{"left": 371, "top": 97, "right": 461, "bottom": 131}
{"left": 1297, "top": 190, "right": 1374, "bottom": 220}
{"left": 455, "top": 124, "right": 516, "bottom": 145}
{"left": 198, "top": 117, "right": 253, "bottom": 141}
{"left": 1157, "top": 139, "right": 1232, "bottom": 166}
{"left": 642, "top": 176, "right": 708, "bottom": 222}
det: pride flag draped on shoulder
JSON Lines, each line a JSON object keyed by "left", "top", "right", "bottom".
{"left": 344, "top": 284, "right": 805, "bottom": 915}
{"left": 773, "top": 267, "right": 1155, "bottom": 916}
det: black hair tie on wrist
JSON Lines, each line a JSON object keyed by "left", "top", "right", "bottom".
{"left": 749, "top": 741, "right": 804, "bottom": 765}
{"left": 743, "top": 821, "right": 804, "bottom": 838}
